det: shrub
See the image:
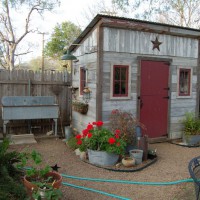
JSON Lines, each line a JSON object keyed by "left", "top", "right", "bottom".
{"left": 109, "top": 109, "right": 146, "bottom": 145}
{"left": 0, "top": 139, "right": 27, "bottom": 200}
{"left": 182, "top": 112, "right": 200, "bottom": 136}
{"left": 67, "top": 136, "right": 79, "bottom": 150}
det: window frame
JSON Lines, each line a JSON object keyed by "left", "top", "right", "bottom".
{"left": 110, "top": 64, "right": 131, "bottom": 99}
{"left": 177, "top": 67, "right": 192, "bottom": 98}
{"left": 79, "top": 67, "right": 87, "bottom": 96}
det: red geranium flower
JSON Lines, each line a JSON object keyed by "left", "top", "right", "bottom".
{"left": 82, "top": 129, "right": 89, "bottom": 136}
{"left": 116, "top": 142, "right": 120, "bottom": 146}
{"left": 75, "top": 134, "right": 81, "bottom": 139}
{"left": 115, "top": 133, "right": 119, "bottom": 139}
{"left": 96, "top": 121, "right": 103, "bottom": 127}
{"left": 115, "top": 129, "right": 120, "bottom": 134}
{"left": 92, "top": 122, "right": 97, "bottom": 125}
{"left": 87, "top": 133, "right": 92, "bottom": 138}
{"left": 108, "top": 137, "right": 116, "bottom": 144}
{"left": 111, "top": 109, "right": 119, "bottom": 114}
{"left": 77, "top": 140, "right": 82, "bottom": 145}
{"left": 87, "top": 123, "right": 94, "bottom": 130}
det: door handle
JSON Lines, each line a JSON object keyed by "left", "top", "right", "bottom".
{"left": 164, "top": 87, "right": 170, "bottom": 90}
{"left": 138, "top": 96, "right": 143, "bottom": 108}
{"left": 163, "top": 96, "right": 170, "bottom": 99}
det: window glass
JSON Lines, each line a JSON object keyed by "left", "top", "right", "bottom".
{"left": 114, "top": 82, "right": 120, "bottom": 94}
{"left": 121, "top": 68, "right": 127, "bottom": 80}
{"left": 80, "top": 68, "right": 86, "bottom": 95}
{"left": 179, "top": 68, "right": 191, "bottom": 96}
{"left": 113, "top": 65, "right": 128, "bottom": 97}
{"left": 114, "top": 68, "right": 120, "bottom": 80}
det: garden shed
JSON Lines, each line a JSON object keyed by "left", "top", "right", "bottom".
{"left": 69, "top": 14, "right": 200, "bottom": 140}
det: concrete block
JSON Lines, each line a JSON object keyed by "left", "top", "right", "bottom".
{"left": 10, "top": 134, "right": 37, "bottom": 145}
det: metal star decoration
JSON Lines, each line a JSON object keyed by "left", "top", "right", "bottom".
{"left": 51, "top": 164, "right": 61, "bottom": 172}
{"left": 151, "top": 37, "right": 162, "bottom": 51}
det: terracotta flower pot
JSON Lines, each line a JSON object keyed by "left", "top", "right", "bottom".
{"left": 23, "top": 171, "right": 62, "bottom": 199}
{"left": 122, "top": 157, "right": 136, "bottom": 167}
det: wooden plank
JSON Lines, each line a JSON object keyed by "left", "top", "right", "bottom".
{"left": 197, "top": 39, "right": 200, "bottom": 115}
{"left": 103, "top": 27, "right": 199, "bottom": 58}
{"left": 102, "top": 18, "right": 200, "bottom": 38}
{"left": 0, "top": 69, "right": 70, "bottom": 134}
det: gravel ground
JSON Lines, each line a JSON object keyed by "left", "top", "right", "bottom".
{"left": 9, "top": 138, "right": 199, "bottom": 200}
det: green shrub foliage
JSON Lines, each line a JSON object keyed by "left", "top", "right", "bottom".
{"left": 0, "top": 139, "right": 27, "bottom": 200}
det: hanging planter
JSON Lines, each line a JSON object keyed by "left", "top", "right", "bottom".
{"left": 72, "top": 101, "right": 88, "bottom": 114}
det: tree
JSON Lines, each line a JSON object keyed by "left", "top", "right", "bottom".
{"left": 44, "top": 21, "right": 81, "bottom": 60}
{"left": 27, "top": 57, "right": 62, "bottom": 71}
{"left": 82, "top": 0, "right": 129, "bottom": 25}
{"left": 112, "top": 0, "right": 200, "bottom": 28}
{"left": 0, "top": 0, "right": 60, "bottom": 70}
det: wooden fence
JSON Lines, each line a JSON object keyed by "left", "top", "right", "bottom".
{"left": 0, "top": 69, "right": 71, "bottom": 137}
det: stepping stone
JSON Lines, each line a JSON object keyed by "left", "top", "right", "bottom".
{"left": 9, "top": 134, "right": 37, "bottom": 145}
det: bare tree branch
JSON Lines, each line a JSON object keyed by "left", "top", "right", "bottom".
{"left": 0, "top": 0, "right": 60, "bottom": 70}
{"left": 5, "top": 0, "right": 15, "bottom": 43}
{"left": 14, "top": 51, "right": 33, "bottom": 56}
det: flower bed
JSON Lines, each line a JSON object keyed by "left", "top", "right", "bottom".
{"left": 83, "top": 155, "right": 157, "bottom": 172}
{"left": 75, "top": 121, "right": 127, "bottom": 155}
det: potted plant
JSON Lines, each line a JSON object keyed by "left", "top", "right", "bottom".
{"left": 109, "top": 109, "right": 146, "bottom": 152}
{"left": 19, "top": 150, "right": 62, "bottom": 200}
{"left": 31, "top": 180, "right": 62, "bottom": 200}
{"left": 182, "top": 112, "right": 200, "bottom": 145}
{"left": 75, "top": 121, "right": 127, "bottom": 166}
{"left": 72, "top": 100, "right": 88, "bottom": 114}
{"left": 121, "top": 156, "right": 135, "bottom": 167}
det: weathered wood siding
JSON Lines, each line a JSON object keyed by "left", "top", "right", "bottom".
{"left": 0, "top": 70, "right": 70, "bottom": 135}
{"left": 72, "top": 29, "right": 98, "bottom": 132}
{"left": 102, "top": 27, "right": 199, "bottom": 139}
{"left": 103, "top": 27, "right": 198, "bottom": 58}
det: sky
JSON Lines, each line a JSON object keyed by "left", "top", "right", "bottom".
{"left": 14, "top": 0, "right": 113, "bottom": 63}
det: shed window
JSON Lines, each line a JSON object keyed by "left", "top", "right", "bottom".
{"left": 113, "top": 65, "right": 129, "bottom": 97}
{"left": 80, "top": 67, "right": 86, "bottom": 95}
{"left": 178, "top": 68, "right": 191, "bottom": 96}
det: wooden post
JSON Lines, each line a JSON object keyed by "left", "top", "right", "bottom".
{"left": 196, "top": 39, "right": 200, "bottom": 116}
{"left": 96, "top": 21, "right": 103, "bottom": 122}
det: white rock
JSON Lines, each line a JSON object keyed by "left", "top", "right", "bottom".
{"left": 75, "top": 148, "right": 81, "bottom": 156}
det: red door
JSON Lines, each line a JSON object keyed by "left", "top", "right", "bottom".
{"left": 140, "top": 60, "right": 169, "bottom": 138}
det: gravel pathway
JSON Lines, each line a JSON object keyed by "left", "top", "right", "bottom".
{"left": 9, "top": 138, "right": 198, "bottom": 200}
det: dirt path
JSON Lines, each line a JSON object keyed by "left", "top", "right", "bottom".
{"left": 10, "top": 138, "right": 198, "bottom": 200}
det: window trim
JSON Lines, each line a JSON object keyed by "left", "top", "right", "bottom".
{"left": 177, "top": 67, "right": 192, "bottom": 98}
{"left": 110, "top": 64, "right": 131, "bottom": 99}
{"left": 79, "top": 67, "right": 87, "bottom": 96}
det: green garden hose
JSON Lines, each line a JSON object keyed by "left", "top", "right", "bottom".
{"left": 62, "top": 181, "right": 131, "bottom": 200}
{"left": 24, "top": 167, "right": 194, "bottom": 199}
{"left": 61, "top": 173, "right": 194, "bottom": 186}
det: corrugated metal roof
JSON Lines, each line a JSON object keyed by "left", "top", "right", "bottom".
{"left": 69, "top": 14, "right": 200, "bottom": 52}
